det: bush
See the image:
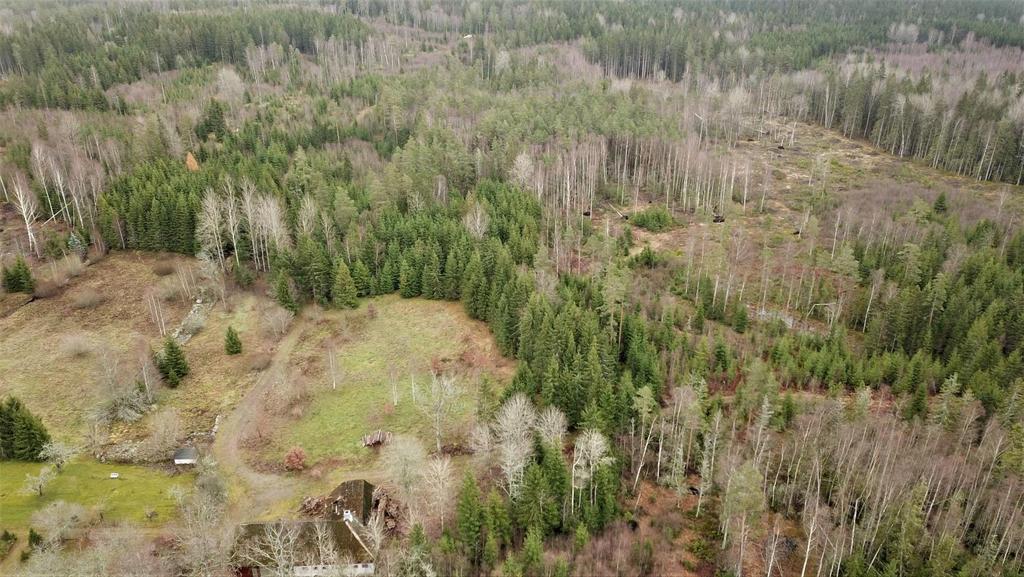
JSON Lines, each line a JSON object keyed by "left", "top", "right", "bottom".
{"left": 71, "top": 288, "right": 107, "bottom": 309}
{"left": 32, "top": 280, "right": 60, "bottom": 299}
{"left": 58, "top": 333, "right": 93, "bottom": 358}
{"left": 0, "top": 530, "right": 16, "bottom": 560}
{"left": 246, "top": 352, "right": 272, "bottom": 372}
{"left": 284, "top": 446, "right": 307, "bottom": 471}
{"left": 152, "top": 261, "right": 176, "bottom": 276}
{"left": 631, "top": 207, "right": 673, "bottom": 232}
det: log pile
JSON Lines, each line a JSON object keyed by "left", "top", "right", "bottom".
{"left": 361, "top": 429, "right": 392, "bottom": 447}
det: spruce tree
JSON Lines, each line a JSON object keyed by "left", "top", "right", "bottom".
{"left": 2, "top": 256, "right": 34, "bottom": 294}
{"left": 225, "top": 326, "right": 242, "bottom": 355}
{"left": 157, "top": 337, "right": 189, "bottom": 388}
{"left": 0, "top": 397, "right": 18, "bottom": 459}
{"left": 522, "top": 525, "right": 544, "bottom": 575}
{"left": 12, "top": 410, "right": 49, "bottom": 461}
{"left": 275, "top": 273, "right": 298, "bottom": 312}
{"left": 332, "top": 261, "right": 358, "bottom": 309}
{"left": 457, "top": 472, "right": 484, "bottom": 566}
{"left": 399, "top": 258, "right": 419, "bottom": 298}
{"left": 352, "top": 259, "right": 372, "bottom": 297}
{"left": 421, "top": 249, "right": 441, "bottom": 299}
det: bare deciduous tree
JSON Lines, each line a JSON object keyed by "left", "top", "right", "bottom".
{"left": 22, "top": 465, "right": 57, "bottom": 497}
{"left": 536, "top": 405, "right": 568, "bottom": 447}
{"left": 10, "top": 172, "right": 39, "bottom": 255}
{"left": 39, "top": 441, "right": 77, "bottom": 472}
{"left": 493, "top": 394, "right": 537, "bottom": 498}
{"left": 417, "top": 372, "right": 460, "bottom": 453}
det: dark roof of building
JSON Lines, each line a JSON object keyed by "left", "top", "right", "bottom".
{"left": 325, "top": 480, "right": 375, "bottom": 522}
{"left": 173, "top": 447, "right": 198, "bottom": 461}
{"left": 234, "top": 520, "right": 373, "bottom": 566}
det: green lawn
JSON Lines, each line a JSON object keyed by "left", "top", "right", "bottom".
{"left": 0, "top": 459, "right": 193, "bottom": 530}
{"left": 271, "top": 295, "right": 513, "bottom": 466}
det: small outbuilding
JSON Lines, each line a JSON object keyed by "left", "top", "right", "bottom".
{"left": 173, "top": 447, "right": 199, "bottom": 466}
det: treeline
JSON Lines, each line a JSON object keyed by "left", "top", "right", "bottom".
{"left": 0, "top": 5, "right": 368, "bottom": 109}
{"left": 790, "top": 66, "right": 1024, "bottom": 184}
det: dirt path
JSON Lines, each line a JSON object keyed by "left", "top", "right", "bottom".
{"left": 212, "top": 315, "right": 308, "bottom": 521}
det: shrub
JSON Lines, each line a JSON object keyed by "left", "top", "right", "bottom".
{"left": 284, "top": 446, "right": 307, "bottom": 471}
{"left": 246, "top": 352, "right": 272, "bottom": 372}
{"left": 152, "top": 261, "right": 176, "bottom": 276}
{"left": 32, "top": 280, "right": 60, "bottom": 299}
{"left": 0, "top": 530, "right": 15, "bottom": 560}
{"left": 631, "top": 207, "right": 673, "bottom": 232}
{"left": 58, "top": 333, "right": 93, "bottom": 358}
{"left": 71, "top": 288, "right": 107, "bottom": 309}
{"left": 263, "top": 306, "right": 294, "bottom": 340}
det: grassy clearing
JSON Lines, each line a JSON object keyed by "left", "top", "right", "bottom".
{"left": 0, "top": 459, "right": 192, "bottom": 530}
{"left": 120, "top": 293, "right": 267, "bottom": 442}
{"left": 264, "top": 295, "right": 514, "bottom": 467}
{"left": 0, "top": 252, "right": 191, "bottom": 440}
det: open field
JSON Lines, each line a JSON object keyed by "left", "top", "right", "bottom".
{"left": 0, "top": 252, "right": 191, "bottom": 440}
{"left": 256, "top": 294, "right": 515, "bottom": 468}
{"left": 0, "top": 459, "right": 192, "bottom": 531}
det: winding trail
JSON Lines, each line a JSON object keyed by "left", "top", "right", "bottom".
{"left": 212, "top": 315, "right": 308, "bottom": 521}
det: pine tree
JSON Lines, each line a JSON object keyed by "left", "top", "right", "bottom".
{"left": 225, "top": 326, "right": 242, "bottom": 355}
{"left": 157, "top": 337, "right": 189, "bottom": 388}
{"left": 352, "top": 259, "right": 372, "bottom": 297}
{"left": 332, "top": 261, "right": 358, "bottom": 309}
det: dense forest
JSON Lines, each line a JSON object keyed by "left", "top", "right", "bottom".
{"left": 0, "top": 0, "right": 1022, "bottom": 576}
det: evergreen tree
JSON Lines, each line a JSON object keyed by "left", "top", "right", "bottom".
{"left": 521, "top": 525, "right": 544, "bottom": 576}
{"left": 461, "top": 251, "right": 488, "bottom": 319}
{"left": 332, "top": 261, "right": 358, "bottom": 309}
{"left": 456, "top": 472, "right": 484, "bottom": 566}
{"left": 2, "top": 256, "right": 34, "bottom": 294}
{"left": 421, "top": 248, "right": 442, "bottom": 299}
{"left": 275, "top": 272, "right": 298, "bottom": 313}
{"left": 195, "top": 99, "right": 227, "bottom": 140}
{"left": 0, "top": 397, "right": 21, "bottom": 459}
{"left": 225, "top": 326, "right": 242, "bottom": 355}
{"left": 352, "top": 259, "right": 372, "bottom": 297}
{"left": 157, "top": 337, "right": 189, "bottom": 388}
{"left": 11, "top": 408, "right": 49, "bottom": 461}
{"left": 485, "top": 489, "right": 513, "bottom": 549}
{"left": 399, "top": 257, "right": 419, "bottom": 298}
{"left": 0, "top": 397, "right": 48, "bottom": 461}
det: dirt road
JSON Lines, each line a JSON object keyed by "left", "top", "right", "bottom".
{"left": 212, "top": 315, "right": 307, "bottom": 521}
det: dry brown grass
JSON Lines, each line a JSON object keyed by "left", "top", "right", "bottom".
{"left": 71, "top": 287, "right": 107, "bottom": 309}
{"left": 0, "top": 252, "right": 192, "bottom": 438}
{"left": 58, "top": 333, "right": 94, "bottom": 358}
